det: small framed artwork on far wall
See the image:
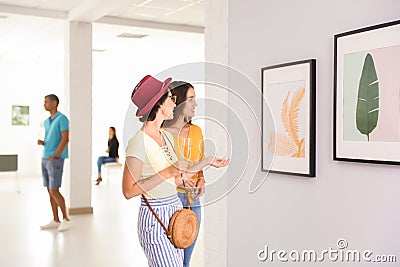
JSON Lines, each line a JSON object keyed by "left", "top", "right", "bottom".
{"left": 12, "top": 105, "right": 29, "bottom": 126}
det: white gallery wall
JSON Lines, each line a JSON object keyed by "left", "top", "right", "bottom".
{"left": 92, "top": 23, "right": 205, "bottom": 176}
{"left": 0, "top": 15, "right": 65, "bottom": 176}
{"left": 0, "top": 57, "right": 64, "bottom": 176}
{"left": 0, "top": 15, "right": 204, "bottom": 177}
{"left": 224, "top": 0, "right": 400, "bottom": 266}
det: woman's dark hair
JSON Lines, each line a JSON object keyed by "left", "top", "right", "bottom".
{"left": 163, "top": 81, "right": 193, "bottom": 127}
{"left": 139, "top": 92, "right": 169, "bottom": 122}
{"left": 109, "top": 126, "right": 116, "bottom": 140}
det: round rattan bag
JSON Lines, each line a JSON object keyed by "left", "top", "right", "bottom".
{"left": 168, "top": 208, "right": 199, "bottom": 249}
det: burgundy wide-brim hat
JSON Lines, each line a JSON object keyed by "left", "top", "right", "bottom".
{"left": 131, "top": 75, "right": 172, "bottom": 117}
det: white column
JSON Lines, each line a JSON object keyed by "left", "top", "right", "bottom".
{"left": 64, "top": 21, "right": 93, "bottom": 215}
{"left": 204, "top": 0, "right": 229, "bottom": 266}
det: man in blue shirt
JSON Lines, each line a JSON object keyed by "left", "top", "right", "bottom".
{"left": 37, "top": 94, "right": 70, "bottom": 232}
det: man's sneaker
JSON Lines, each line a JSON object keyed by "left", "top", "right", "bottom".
{"left": 40, "top": 220, "right": 60, "bottom": 230}
{"left": 58, "top": 219, "right": 70, "bottom": 232}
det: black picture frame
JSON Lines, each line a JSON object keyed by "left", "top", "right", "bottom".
{"left": 261, "top": 59, "right": 316, "bottom": 177}
{"left": 334, "top": 20, "right": 400, "bottom": 165}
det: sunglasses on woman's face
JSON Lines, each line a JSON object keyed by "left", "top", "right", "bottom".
{"left": 168, "top": 95, "right": 177, "bottom": 103}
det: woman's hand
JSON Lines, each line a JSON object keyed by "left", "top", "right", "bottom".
{"left": 175, "top": 176, "right": 195, "bottom": 189}
{"left": 207, "top": 156, "right": 230, "bottom": 168}
{"left": 195, "top": 178, "right": 205, "bottom": 198}
{"left": 174, "top": 160, "right": 194, "bottom": 190}
{"left": 186, "top": 156, "right": 230, "bottom": 173}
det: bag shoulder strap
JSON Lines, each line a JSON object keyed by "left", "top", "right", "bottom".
{"left": 141, "top": 194, "right": 171, "bottom": 237}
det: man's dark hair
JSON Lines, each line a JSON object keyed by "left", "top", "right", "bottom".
{"left": 45, "top": 94, "right": 59, "bottom": 105}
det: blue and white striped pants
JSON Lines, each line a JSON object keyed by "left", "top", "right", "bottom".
{"left": 138, "top": 195, "right": 184, "bottom": 267}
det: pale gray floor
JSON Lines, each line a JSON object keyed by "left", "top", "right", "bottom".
{"left": 0, "top": 172, "right": 204, "bottom": 267}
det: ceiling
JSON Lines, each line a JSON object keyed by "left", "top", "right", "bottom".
{"left": 0, "top": 0, "right": 205, "bottom": 60}
{"left": 0, "top": 0, "right": 205, "bottom": 30}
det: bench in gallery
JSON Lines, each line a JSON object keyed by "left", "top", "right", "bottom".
{"left": 103, "top": 161, "right": 123, "bottom": 180}
{"left": 0, "top": 154, "right": 18, "bottom": 172}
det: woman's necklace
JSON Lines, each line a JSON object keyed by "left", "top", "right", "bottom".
{"left": 160, "top": 131, "right": 174, "bottom": 162}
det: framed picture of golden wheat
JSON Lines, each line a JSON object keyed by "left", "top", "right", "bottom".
{"left": 334, "top": 20, "right": 400, "bottom": 165}
{"left": 261, "top": 59, "right": 316, "bottom": 177}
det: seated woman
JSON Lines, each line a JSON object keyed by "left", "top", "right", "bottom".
{"left": 96, "top": 126, "right": 119, "bottom": 185}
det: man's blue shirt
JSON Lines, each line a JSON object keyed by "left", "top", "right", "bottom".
{"left": 43, "top": 112, "right": 69, "bottom": 159}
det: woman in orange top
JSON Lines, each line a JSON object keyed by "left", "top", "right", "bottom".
{"left": 163, "top": 81, "right": 205, "bottom": 267}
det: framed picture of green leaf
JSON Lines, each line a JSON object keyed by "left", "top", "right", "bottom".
{"left": 12, "top": 105, "right": 29, "bottom": 126}
{"left": 261, "top": 59, "right": 316, "bottom": 177}
{"left": 334, "top": 19, "right": 400, "bottom": 165}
